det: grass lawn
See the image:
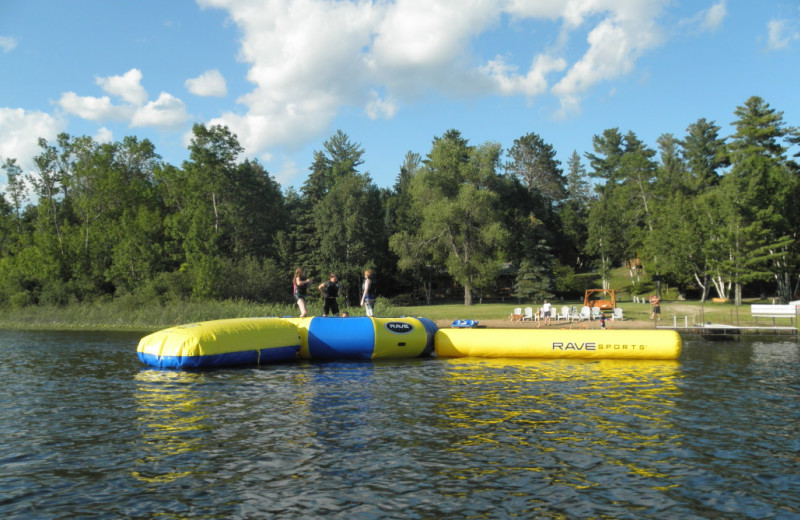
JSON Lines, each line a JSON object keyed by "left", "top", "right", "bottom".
{"left": 397, "top": 299, "right": 779, "bottom": 326}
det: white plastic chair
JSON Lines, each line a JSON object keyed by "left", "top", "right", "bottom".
{"left": 591, "top": 307, "right": 601, "bottom": 320}
{"left": 579, "top": 306, "right": 591, "bottom": 321}
{"left": 612, "top": 308, "right": 624, "bottom": 321}
{"left": 522, "top": 307, "right": 534, "bottom": 321}
{"left": 557, "top": 306, "right": 570, "bottom": 321}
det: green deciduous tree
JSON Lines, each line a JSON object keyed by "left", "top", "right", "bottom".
{"left": 394, "top": 130, "right": 508, "bottom": 305}
{"left": 292, "top": 130, "right": 367, "bottom": 278}
{"left": 585, "top": 129, "right": 658, "bottom": 288}
{"left": 159, "top": 123, "right": 286, "bottom": 299}
{"left": 2, "top": 158, "right": 26, "bottom": 238}
{"left": 314, "top": 171, "right": 384, "bottom": 304}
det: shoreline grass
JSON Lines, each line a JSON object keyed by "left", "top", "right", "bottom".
{"left": 0, "top": 297, "right": 782, "bottom": 332}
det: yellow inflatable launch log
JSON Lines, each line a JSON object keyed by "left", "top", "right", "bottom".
{"left": 137, "top": 317, "right": 302, "bottom": 368}
{"left": 435, "top": 328, "right": 681, "bottom": 360}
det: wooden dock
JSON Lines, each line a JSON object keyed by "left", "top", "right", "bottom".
{"left": 658, "top": 320, "right": 798, "bottom": 339}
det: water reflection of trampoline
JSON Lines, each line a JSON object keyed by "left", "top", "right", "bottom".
{"left": 132, "top": 370, "right": 212, "bottom": 484}
{"left": 434, "top": 357, "right": 682, "bottom": 496}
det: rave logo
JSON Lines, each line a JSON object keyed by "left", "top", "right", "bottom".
{"left": 385, "top": 322, "right": 414, "bottom": 334}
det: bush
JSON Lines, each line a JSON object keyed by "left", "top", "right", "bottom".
{"left": 8, "top": 291, "right": 33, "bottom": 308}
{"left": 389, "top": 293, "right": 421, "bottom": 306}
{"left": 135, "top": 271, "right": 192, "bottom": 303}
{"left": 39, "top": 280, "right": 72, "bottom": 306}
{"left": 215, "top": 256, "right": 288, "bottom": 302}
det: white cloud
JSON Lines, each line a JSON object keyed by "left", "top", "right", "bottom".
{"left": 0, "top": 35, "right": 18, "bottom": 53}
{"left": 204, "top": 0, "right": 380, "bottom": 153}
{"left": 59, "top": 68, "right": 151, "bottom": 123}
{"left": 0, "top": 108, "right": 67, "bottom": 172}
{"left": 701, "top": 1, "right": 727, "bottom": 32}
{"left": 767, "top": 19, "right": 800, "bottom": 50}
{"left": 681, "top": 1, "right": 727, "bottom": 33}
{"left": 94, "top": 127, "right": 114, "bottom": 144}
{"left": 186, "top": 69, "right": 228, "bottom": 97}
{"left": 552, "top": 10, "right": 665, "bottom": 117}
{"left": 131, "top": 92, "right": 190, "bottom": 129}
{"left": 483, "top": 53, "right": 567, "bottom": 97}
{"left": 96, "top": 69, "right": 148, "bottom": 105}
{"left": 196, "top": 0, "right": 673, "bottom": 161}
{"left": 365, "top": 91, "right": 397, "bottom": 120}
{"left": 58, "top": 69, "right": 190, "bottom": 132}
{"left": 57, "top": 92, "right": 133, "bottom": 122}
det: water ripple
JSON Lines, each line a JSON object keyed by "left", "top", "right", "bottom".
{"left": 1, "top": 333, "right": 799, "bottom": 518}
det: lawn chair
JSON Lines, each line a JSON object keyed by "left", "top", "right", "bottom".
{"left": 612, "top": 308, "right": 624, "bottom": 321}
{"left": 557, "top": 306, "right": 571, "bottom": 321}
{"left": 591, "top": 307, "right": 601, "bottom": 320}
{"left": 579, "top": 306, "right": 591, "bottom": 321}
{"left": 522, "top": 307, "right": 534, "bottom": 321}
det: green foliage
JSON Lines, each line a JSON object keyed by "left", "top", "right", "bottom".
{"left": 0, "top": 95, "right": 798, "bottom": 312}
{"left": 215, "top": 256, "right": 287, "bottom": 302}
{"left": 505, "top": 131, "right": 566, "bottom": 203}
{"left": 513, "top": 258, "right": 553, "bottom": 301}
{"left": 313, "top": 171, "right": 384, "bottom": 301}
{"left": 393, "top": 131, "right": 509, "bottom": 305}
{"left": 134, "top": 270, "right": 192, "bottom": 303}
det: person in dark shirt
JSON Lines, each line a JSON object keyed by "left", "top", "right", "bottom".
{"left": 318, "top": 273, "right": 340, "bottom": 317}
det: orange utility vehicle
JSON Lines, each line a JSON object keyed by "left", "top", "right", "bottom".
{"left": 583, "top": 289, "right": 616, "bottom": 310}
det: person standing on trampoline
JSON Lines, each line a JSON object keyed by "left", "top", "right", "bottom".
{"left": 318, "top": 273, "right": 340, "bottom": 317}
{"left": 293, "top": 268, "right": 312, "bottom": 317}
{"left": 360, "top": 269, "right": 376, "bottom": 317}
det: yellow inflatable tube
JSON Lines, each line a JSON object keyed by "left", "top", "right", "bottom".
{"left": 435, "top": 328, "right": 681, "bottom": 360}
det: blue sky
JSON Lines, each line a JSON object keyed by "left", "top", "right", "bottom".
{"left": 1, "top": 0, "right": 798, "bottom": 191}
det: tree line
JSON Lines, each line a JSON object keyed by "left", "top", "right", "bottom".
{"left": 0, "top": 95, "right": 798, "bottom": 308}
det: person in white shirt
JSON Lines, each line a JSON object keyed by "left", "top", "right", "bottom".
{"left": 360, "top": 269, "right": 376, "bottom": 317}
{"left": 541, "top": 300, "right": 552, "bottom": 326}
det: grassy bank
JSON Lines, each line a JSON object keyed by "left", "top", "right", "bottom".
{"left": 0, "top": 300, "right": 297, "bottom": 332}
{"left": 0, "top": 297, "right": 410, "bottom": 331}
{"left": 0, "top": 296, "right": 773, "bottom": 332}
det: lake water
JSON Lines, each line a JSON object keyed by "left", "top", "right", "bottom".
{"left": 1, "top": 330, "right": 798, "bottom": 519}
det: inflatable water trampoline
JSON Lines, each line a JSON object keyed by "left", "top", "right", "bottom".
{"left": 138, "top": 316, "right": 437, "bottom": 368}
{"left": 137, "top": 316, "right": 681, "bottom": 368}
{"left": 137, "top": 317, "right": 302, "bottom": 369}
